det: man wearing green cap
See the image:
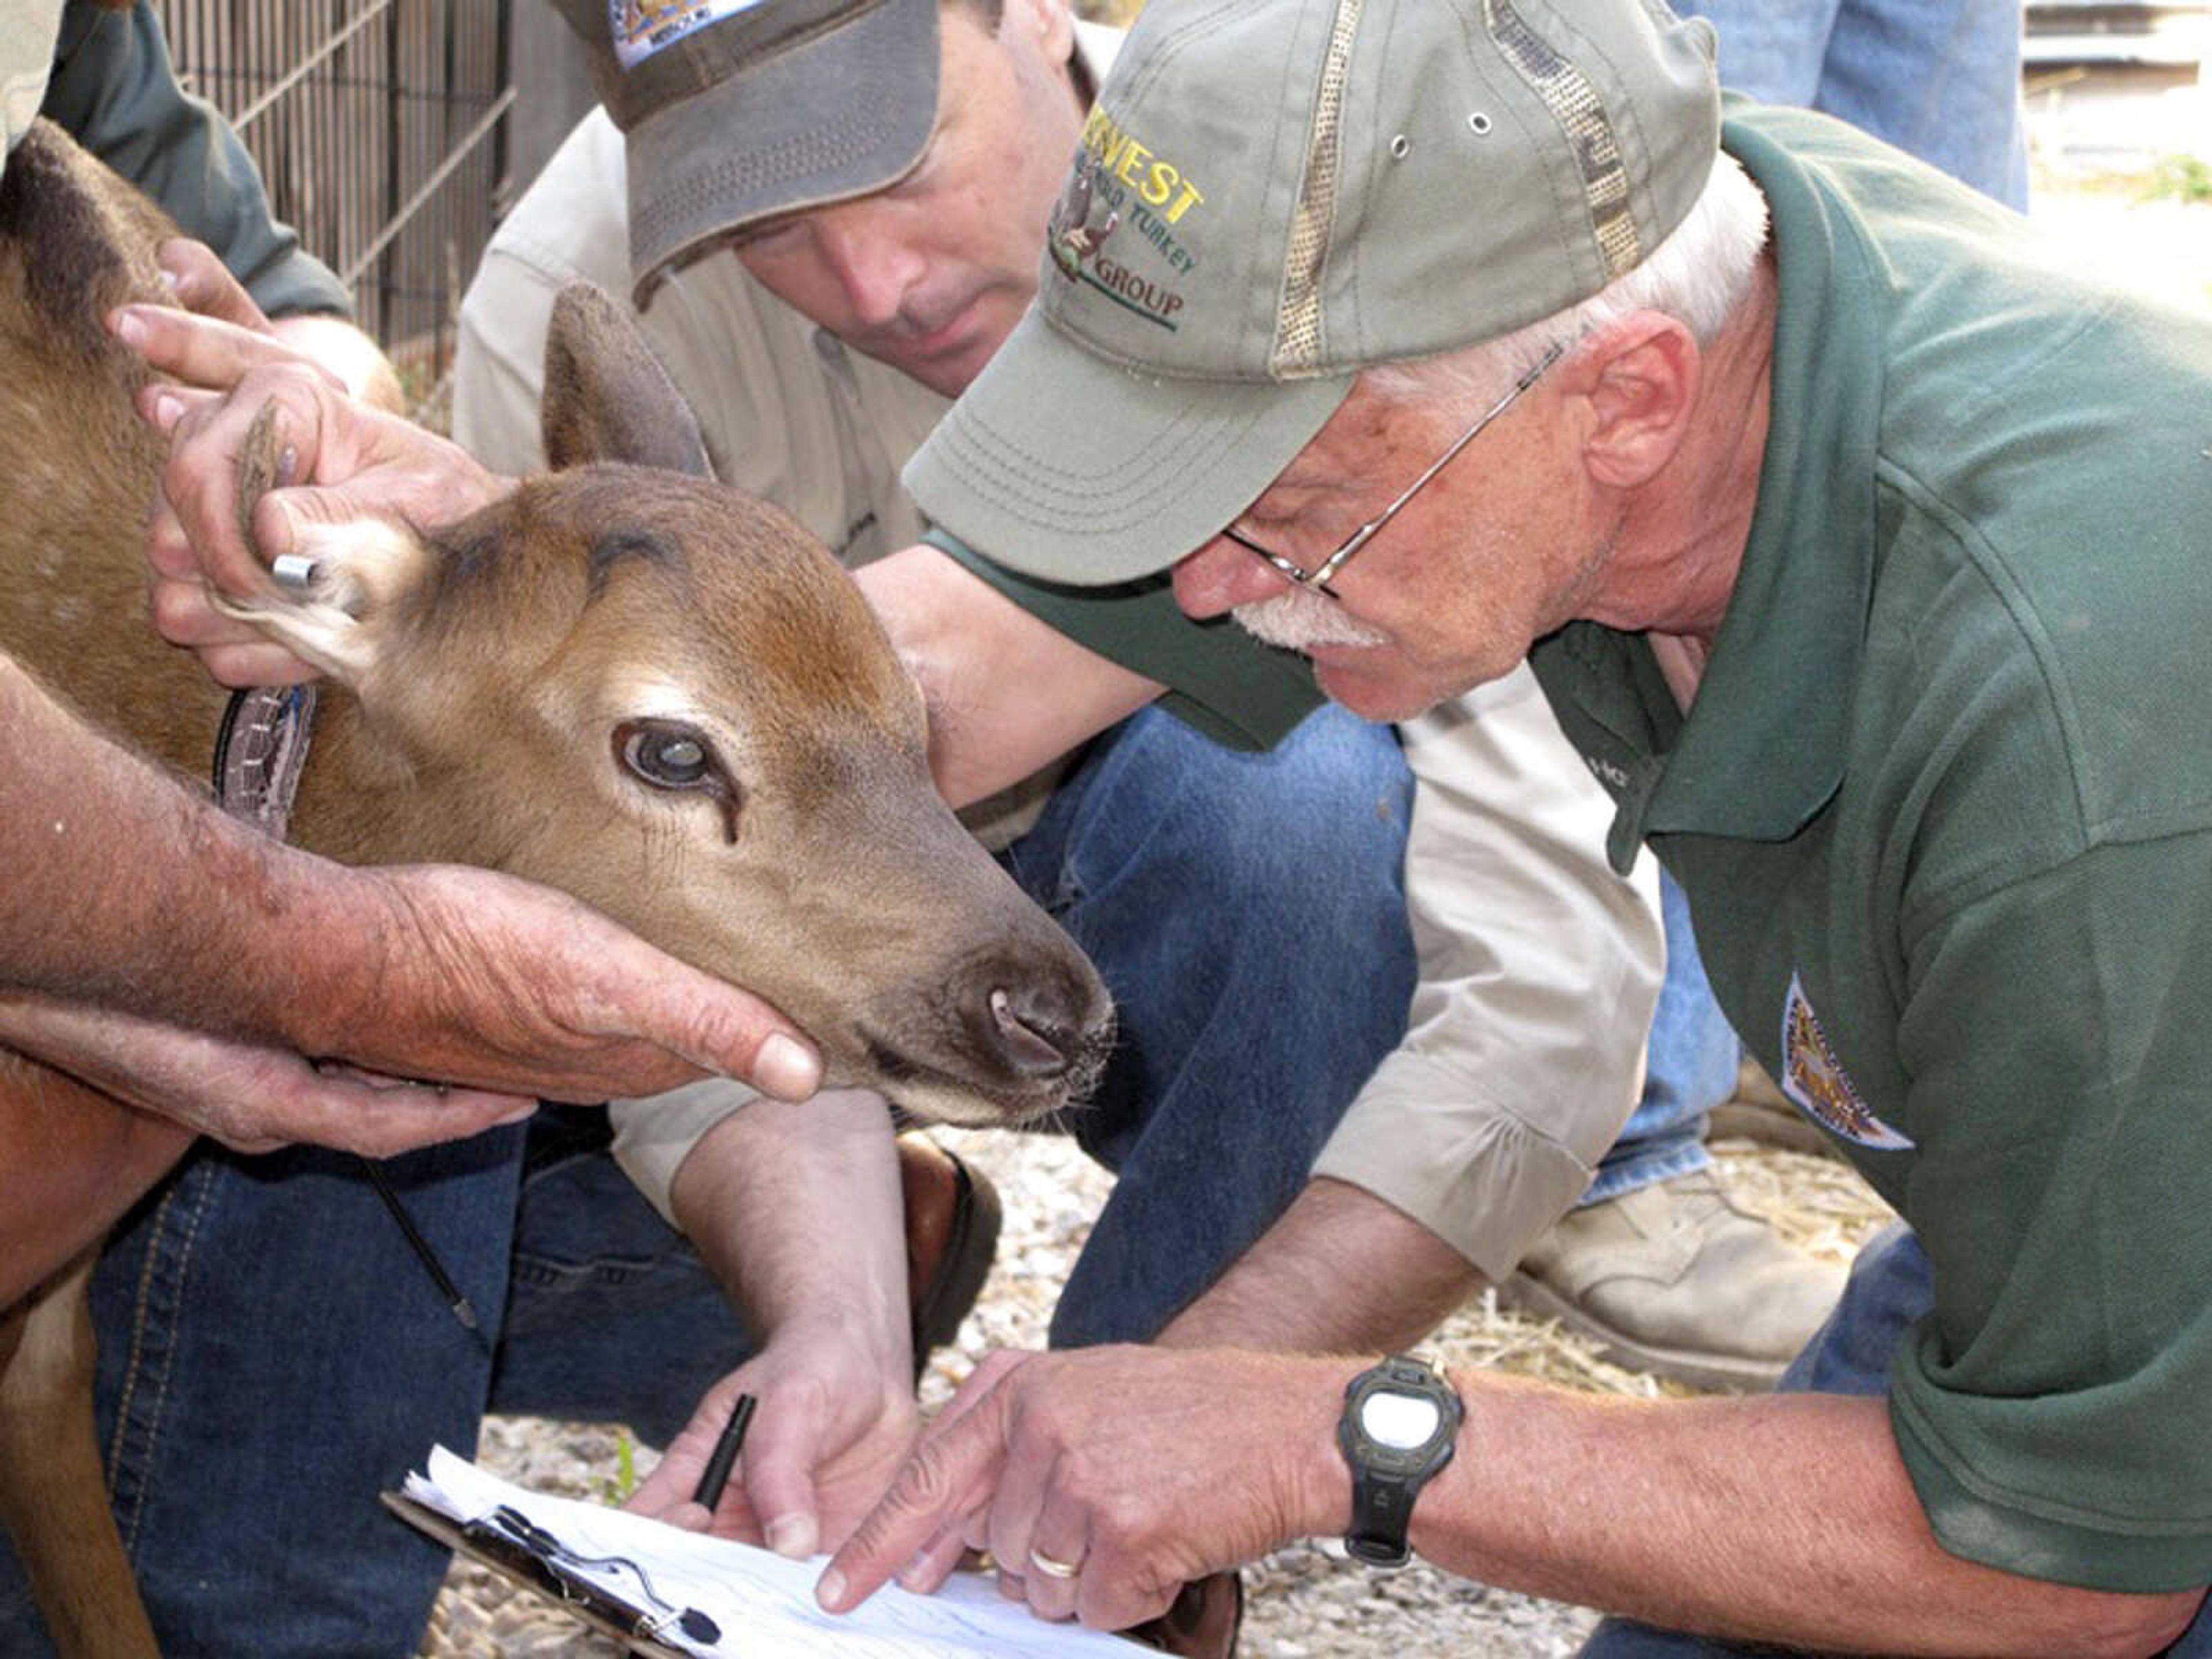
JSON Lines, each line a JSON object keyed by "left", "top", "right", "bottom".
{"left": 787, "top": 0, "right": 2212, "bottom": 1650}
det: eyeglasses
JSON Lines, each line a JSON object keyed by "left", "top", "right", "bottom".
{"left": 1221, "top": 341, "right": 1566, "bottom": 599}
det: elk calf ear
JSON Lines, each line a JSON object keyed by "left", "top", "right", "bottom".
{"left": 541, "top": 282, "right": 714, "bottom": 479}
{"left": 207, "top": 400, "right": 434, "bottom": 687}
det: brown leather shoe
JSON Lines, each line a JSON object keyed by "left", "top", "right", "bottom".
{"left": 898, "top": 1134, "right": 1002, "bottom": 1380}
{"left": 1123, "top": 1571, "right": 1242, "bottom": 1658}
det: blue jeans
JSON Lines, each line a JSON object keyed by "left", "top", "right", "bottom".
{"left": 1585, "top": 870, "right": 1740, "bottom": 1204}
{"left": 0, "top": 702, "right": 1412, "bottom": 1656}
{"left": 1002, "top": 704, "right": 1416, "bottom": 1347}
{"left": 1679, "top": 0, "right": 2028, "bottom": 210}
{"left": 1581, "top": 1226, "right": 2212, "bottom": 1656}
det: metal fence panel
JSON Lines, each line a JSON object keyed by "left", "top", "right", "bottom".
{"left": 156, "top": 0, "right": 514, "bottom": 385}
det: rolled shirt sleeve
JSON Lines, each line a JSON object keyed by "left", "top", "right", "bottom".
{"left": 1312, "top": 665, "right": 1662, "bottom": 1280}
{"left": 608, "top": 1081, "right": 756, "bottom": 1226}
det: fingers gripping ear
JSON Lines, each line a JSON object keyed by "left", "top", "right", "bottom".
{"left": 206, "top": 398, "right": 430, "bottom": 685}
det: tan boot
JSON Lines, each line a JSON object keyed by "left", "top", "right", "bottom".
{"left": 1706, "top": 1057, "right": 1842, "bottom": 1158}
{"left": 1502, "top": 1168, "right": 1846, "bottom": 1392}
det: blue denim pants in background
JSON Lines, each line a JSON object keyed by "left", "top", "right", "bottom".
{"left": 1580, "top": 1225, "right": 2212, "bottom": 1656}
{"left": 0, "top": 702, "right": 1414, "bottom": 1657}
{"left": 1679, "top": 0, "right": 2028, "bottom": 210}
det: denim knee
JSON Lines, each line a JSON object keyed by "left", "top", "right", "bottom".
{"left": 1207, "top": 704, "right": 1414, "bottom": 901}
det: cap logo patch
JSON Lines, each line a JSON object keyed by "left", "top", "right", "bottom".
{"left": 1045, "top": 109, "right": 1207, "bottom": 331}
{"left": 610, "top": 0, "right": 767, "bottom": 70}
{"left": 1048, "top": 157, "right": 1120, "bottom": 277}
{"left": 1779, "top": 972, "right": 1912, "bottom": 1152}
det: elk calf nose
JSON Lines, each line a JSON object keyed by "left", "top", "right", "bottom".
{"left": 987, "top": 987, "right": 1078, "bottom": 1077}
{"left": 957, "top": 948, "right": 1112, "bottom": 1090}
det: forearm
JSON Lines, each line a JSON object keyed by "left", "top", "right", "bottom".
{"left": 1411, "top": 1381, "right": 2200, "bottom": 1658}
{"left": 0, "top": 654, "right": 389, "bottom": 1044}
{"left": 1158, "top": 1176, "right": 1480, "bottom": 1353}
{"left": 854, "top": 544, "right": 1159, "bottom": 809}
{"left": 268, "top": 312, "right": 406, "bottom": 414}
{"left": 828, "top": 1355, "right": 2188, "bottom": 1653}
{"left": 669, "top": 1086, "right": 910, "bottom": 1376}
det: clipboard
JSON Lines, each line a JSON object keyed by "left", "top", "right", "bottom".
{"left": 384, "top": 1490, "right": 695, "bottom": 1658}
{"left": 390, "top": 1447, "right": 1167, "bottom": 1657}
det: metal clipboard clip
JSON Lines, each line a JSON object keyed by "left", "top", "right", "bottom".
{"left": 382, "top": 1492, "right": 721, "bottom": 1656}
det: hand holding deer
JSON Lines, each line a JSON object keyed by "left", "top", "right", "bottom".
{"left": 124, "top": 255, "right": 508, "bottom": 687}
{"left": 0, "top": 650, "right": 827, "bottom": 1134}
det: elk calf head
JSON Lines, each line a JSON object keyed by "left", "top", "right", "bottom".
{"left": 224, "top": 285, "right": 1112, "bottom": 1125}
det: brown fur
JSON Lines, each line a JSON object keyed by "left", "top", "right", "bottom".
{"left": 0, "top": 120, "right": 1110, "bottom": 1654}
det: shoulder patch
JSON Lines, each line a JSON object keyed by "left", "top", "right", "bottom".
{"left": 1779, "top": 972, "right": 1913, "bottom": 1152}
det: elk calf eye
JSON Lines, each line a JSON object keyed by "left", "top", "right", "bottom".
{"left": 618, "top": 722, "right": 713, "bottom": 789}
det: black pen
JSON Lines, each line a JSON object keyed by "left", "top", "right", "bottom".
{"left": 691, "top": 1392, "right": 756, "bottom": 1511}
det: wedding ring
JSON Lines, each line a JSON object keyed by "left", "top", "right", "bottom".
{"left": 1028, "top": 1547, "right": 1083, "bottom": 1581}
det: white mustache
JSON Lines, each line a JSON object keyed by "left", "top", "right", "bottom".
{"left": 1232, "top": 587, "right": 1391, "bottom": 652}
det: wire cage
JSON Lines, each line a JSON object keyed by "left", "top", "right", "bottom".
{"left": 156, "top": 0, "right": 516, "bottom": 392}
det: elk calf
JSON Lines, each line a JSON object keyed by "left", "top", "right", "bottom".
{"left": 0, "top": 119, "right": 1111, "bottom": 1656}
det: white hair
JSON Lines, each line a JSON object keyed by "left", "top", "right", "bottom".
{"left": 1362, "top": 150, "right": 1770, "bottom": 406}
{"left": 1232, "top": 585, "right": 1390, "bottom": 651}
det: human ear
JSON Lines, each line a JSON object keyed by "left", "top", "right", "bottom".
{"left": 1578, "top": 315, "right": 1699, "bottom": 490}
{"left": 1005, "top": 0, "right": 1077, "bottom": 67}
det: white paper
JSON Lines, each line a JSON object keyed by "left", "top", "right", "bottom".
{"left": 402, "top": 1445, "right": 1141, "bottom": 1658}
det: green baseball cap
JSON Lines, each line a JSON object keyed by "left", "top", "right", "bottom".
{"left": 906, "top": 0, "right": 1719, "bottom": 586}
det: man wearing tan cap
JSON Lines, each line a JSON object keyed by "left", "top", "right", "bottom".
{"left": 459, "top": 0, "right": 1833, "bottom": 1592}
{"left": 94, "top": 6, "right": 1634, "bottom": 1651}
{"left": 793, "top": 0, "right": 2212, "bottom": 1652}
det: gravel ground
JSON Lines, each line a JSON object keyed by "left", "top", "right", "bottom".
{"left": 415, "top": 70, "right": 2207, "bottom": 1659}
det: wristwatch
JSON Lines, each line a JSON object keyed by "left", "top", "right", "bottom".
{"left": 1336, "top": 1354, "right": 1464, "bottom": 1567}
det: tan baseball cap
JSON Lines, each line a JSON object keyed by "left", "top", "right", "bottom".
{"left": 906, "top": 0, "right": 1720, "bottom": 585}
{"left": 548, "top": 0, "right": 942, "bottom": 301}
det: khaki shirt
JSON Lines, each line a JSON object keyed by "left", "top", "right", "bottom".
{"left": 2, "top": 2, "right": 62, "bottom": 162}
{"left": 451, "top": 58, "right": 1661, "bottom": 1280}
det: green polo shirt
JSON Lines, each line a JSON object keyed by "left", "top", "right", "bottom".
{"left": 947, "top": 102, "right": 2212, "bottom": 1594}
{"left": 1547, "top": 108, "right": 2212, "bottom": 1592}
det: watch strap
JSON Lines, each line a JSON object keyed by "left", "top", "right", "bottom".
{"left": 1338, "top": 1354, "right": 1463, "bottom": 1569}
{"left": 1345, "top": 1465, "right": 1424, "bottom": 1567}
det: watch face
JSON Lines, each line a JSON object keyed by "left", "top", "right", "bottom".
{"left": 1359, "top": 1389, "right": 1442, "bottom": 1450}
